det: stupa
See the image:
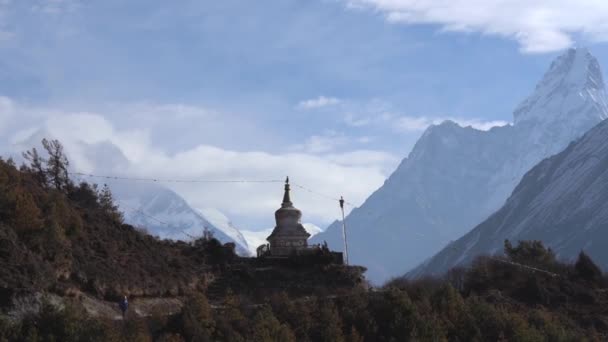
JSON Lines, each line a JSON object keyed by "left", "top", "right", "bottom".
{"left": 266, "top": 177, "right": 311, "bottom": 256}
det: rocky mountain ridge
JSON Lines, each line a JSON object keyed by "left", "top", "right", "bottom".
{"left": 311, "top": 48, "right": 608, "bottom": 284}
{"left": 409, "top": 115, "right": 608, "bottom": 277}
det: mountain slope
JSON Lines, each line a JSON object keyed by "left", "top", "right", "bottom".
{"left": 197, "top": 207, "right": 250, "bottom": 253}
{"left": 111, "top": 183, "right": 251, "bottom": 256}
{"left": 409, "top": 117, "right": 608, "bottom": 277}
{"left": 311, "top": 48, "right": 608, "bottom": 284}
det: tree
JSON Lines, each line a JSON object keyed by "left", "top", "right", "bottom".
{"left": 98, "top": 184, "right": 123, "bottom": 223}
{"left": 314, "top": 300, "right": 344, "bottom": 342}
{"left": 213, "top": 291, "right": 247, "bottom": 341}
{"left": 574, "top": 251, "right": 603, "bottom": 285}
{"left": 10, "top": 189, "right": 43, "bottom": 232}
{"left": 269, "top": 292, "right": 313, "bottom": 341}
{"left": 250, "top": 306, "right": 295, "bottom": 342}
{"left": 504, "top": 240, "right": 556, "bottom": 268}
{"left": 370, "top": 288, "right": 426, "bottom": 340}
{"left": 42, "top": 138, "right": 70, "bottom": 191}
{"left": 22, "top": 147, "right": 47, "bottom": 186}
{"left": 181, "top": 293, "right": 215, "bottom": 342}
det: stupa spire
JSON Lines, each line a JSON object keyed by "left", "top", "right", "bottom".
{"left": 282, "top": 176, "right": 292, "bottom": 207}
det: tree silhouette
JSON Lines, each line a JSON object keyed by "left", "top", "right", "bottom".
{"left": 42, "top": 138, "right": 70, "bottom": 191}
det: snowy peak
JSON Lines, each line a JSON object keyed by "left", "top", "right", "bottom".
{"left": 110, "top": 182, "right": 252, "bottom": 256}
{"left": 514, "top": 48, "right": 608, "bottom": 125}
{"left": 542, "top": 48, "right": 603, "bottom": 91}
{"left": 197, "top": 207, "right": 249, "bottom": 252}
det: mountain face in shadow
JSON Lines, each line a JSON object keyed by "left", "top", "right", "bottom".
{"left": 409, "top": 114, "right": 608, "bottom": 278}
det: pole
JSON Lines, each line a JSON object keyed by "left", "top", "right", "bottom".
{"left": 339, "top": 196, "right": 349, "bottom": 265}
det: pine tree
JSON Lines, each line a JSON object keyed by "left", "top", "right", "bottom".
{"left": 98, "top": 184, "right": 123, "bottom": 222}
{"left": 22, "top": 147, "right": 47, "bottom": 186}
{"left": 42, "top": 139, "right": 70, "bottom": 191}
{"left": 575, "top": 251, "right": 604, "bottom": 285}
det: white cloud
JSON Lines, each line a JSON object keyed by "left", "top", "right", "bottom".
{"left": 344, "top": 113, "right": 372, "bottom": 127}
{"left": 4, "top": 98, "right": 397, "bottom": 228}
{"left": 395, "top": 115, "right": 509, "bottom": 132}
{"left": 341, "top": 102, "right": 508, "bottom": 133}
{"left": 453, "top": 118, "right": 511, "bottom": 131}
{"left": 394, "top": 116, "right": 432, "bottom": 131}
{"left": 325, "top": 150, "right": 399, "bottom": 174}
{"left": 297, "top": 96, "right": 341, "bottom": 109}
{"left": 345, "top": 0, "right": 608, "bottom": 53}
{"left": 291, "top": 131, "right": 350, "bottom": 154}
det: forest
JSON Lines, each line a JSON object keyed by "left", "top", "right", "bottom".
{"left": 1, "top": 140, "right": 608, "bottom": 341}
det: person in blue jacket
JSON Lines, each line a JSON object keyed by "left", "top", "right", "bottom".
{"left": 119, "top": 295, "right": 129, "bottom": 319}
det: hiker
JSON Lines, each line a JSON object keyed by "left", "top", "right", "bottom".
{"left": 119, "top": 295, "right": 129, "bottom": 319}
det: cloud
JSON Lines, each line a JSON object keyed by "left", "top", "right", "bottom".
{"left": 297, "top": 96, "right": 341, "bottom": 109}
{"left": 340, "top": 101, "right": 508, "bottom": 132}
{"left": 325, "top": 150, "right": 399, "bottom": 175}
{"left": 344, "top": 0, "right": 608, "bottom": 53}
{"left": 4, "top": 98, "right": 397, "bottom": 228}
{"left": 291, "top": 131, "right": 350, "bottom": 154}
{"left": 395, "top": 115, "right": 509, "bottom": 132}
{"left": 394, "top": 116, "right": 432, "bottom": 131}
{"left": 344, "top": 113, "right": 372, "bottom": 127}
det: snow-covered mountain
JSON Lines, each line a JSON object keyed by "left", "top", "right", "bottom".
{"left": 311, "top": 48, "right": 608, "bottom": 284}
{"left": 409, "top": 117, "right": 608, "bottom": 278}
{"left": 111, "top": 182, "right": 252, "bottom": 256}
{"left": 197, "top": 207, "right": 249, "bottom": 253}
{"left": 241, "top": 223, "right": 323, "bottom": 255}
{"left": 303, "top": 223, "right": 323, "bottom": 237}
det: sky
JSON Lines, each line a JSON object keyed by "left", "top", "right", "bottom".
{"left": 2, "top": 0, "right": 608, "bottom": 231}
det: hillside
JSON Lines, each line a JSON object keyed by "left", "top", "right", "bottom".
{"left": 311, "top": 47, "right": 608, "bottom": 284}
{"left": 4, "top": 141, "right": 608, "bottom": 341}
{"left": 4, "top": 239, "right": 608, "bottom": 341}
{"left": 0, "top": 141, "right": 364, "bottom": 306}
{"left": 409, "top": 115, "right": 608, "bottom": 278}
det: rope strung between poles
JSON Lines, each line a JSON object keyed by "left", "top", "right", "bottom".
{"left": 291, "top": 183, "right": 358, "bottom": 207}
{"left": 69, "top": 172, "right": 284, "bottom": 184}
{"left": 69, "top": 171, "right": 360, "bottom": 207}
